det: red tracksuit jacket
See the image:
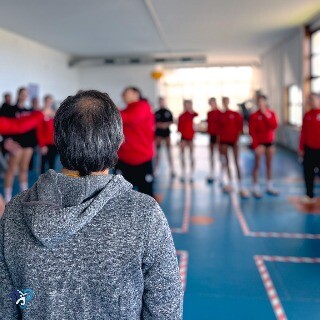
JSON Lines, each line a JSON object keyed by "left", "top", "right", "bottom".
{"left": 118, "top": 100, "right": 155, "bottom": 165}
{"left": 207, "top": 109, "right": 221, "bottom": 136}
{"left": 178, "top": 111, "right": 198, "bottom": 140}
{"left": 36, "top": 118, "right": 55, "bottom": 147}
{"left": 218, "top": 110, "right": 243, "bottom": 144}
{"left": 0, "top": 112, "right": 43, "bottom": 135}
{"left": 299, "top": 109, "right": 320, "bottom": 151}
{"left": 248, "top": 109, "right": 278, "bottom": 149}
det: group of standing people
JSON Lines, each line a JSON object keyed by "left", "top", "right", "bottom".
{"left": 173, "top": 94, "right": 279, "bottom": 198}
{"left": 0, "top": 88, "right": 57, "bottom": 202}
{"left": 0, "top": 87, "right": 319, "bottom": 207}
{"left": 118, "top": 89, "right": 280, "bottom": 200}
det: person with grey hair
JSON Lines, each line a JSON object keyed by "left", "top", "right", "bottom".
{"left": 0, "top": 90, "right": 183, "bottom": 319}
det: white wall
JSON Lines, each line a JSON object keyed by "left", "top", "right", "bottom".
{"left": 260, "top": 27, "right": 304, "bottom": 151}
{"left": 78, "top": 65, "right": 158, "bottom": 108}
{"left": 0, "top": 28, "right": 79, "bottom": 104}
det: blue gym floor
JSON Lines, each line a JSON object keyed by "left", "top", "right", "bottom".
{"left": 155, "top": 137, "right": 320, "bottom": 320}
{"left": 2, "top": 137, "right": 320, "bottom": 320}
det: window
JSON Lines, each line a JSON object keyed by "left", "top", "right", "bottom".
{"left": 159, "top": 66, "right": 253, "bottom": 121}
{"left": 287, "top": 85, "right": 303, "bottom": 126}
{"left": 311, "top": 29, "right": 320, "bottom": 93}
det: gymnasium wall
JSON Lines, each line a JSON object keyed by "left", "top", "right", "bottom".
{"left": 260, "top": 27, "right": 304, "bottom": 151}
{"left": 0, "top": 28, "right": 79, "bottom": 103}
{"left": 78, "top": 65, "right": 158, "bottom": 109}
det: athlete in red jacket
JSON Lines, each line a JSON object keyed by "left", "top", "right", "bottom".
{"left": 218, "top": 97, "right": 249, "bottom": 197}
{"left": 117, "top": 87, "right": 155, "bottom": 196}
{"left": 249, "top": 95, "right": 278, "bottom": 198}
{"left": 207, "top": 97, "right": 221, "bottom": 183}
{"left": 0, "top": 110, "right": 44, "bottom": 217}
{"left": 177, "top": 100, "right": 198, "bottom": 183}
{"left": 299, "top": 92, "right": 320, "bottom": 204}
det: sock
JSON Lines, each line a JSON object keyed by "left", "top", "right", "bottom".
{"left": 20, "top": 182, "right": 28, "bottom": 192}
{"left": 267, "top": 180, "right": 273, "bottom": 190}
{"left": 4, "top": 188, "right": 12, "bottom": 203}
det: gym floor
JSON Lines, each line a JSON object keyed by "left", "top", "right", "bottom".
{"left": 156, "top": 136, "right": 320, "bottom": 320}
{"left": 3, "top": 135, "right": 320, "bottom": 320}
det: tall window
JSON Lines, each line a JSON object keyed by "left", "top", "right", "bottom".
{"left": 288, "top": 85, "right": 303, "bottom": 126}
{"left": 311, "top": 29, "right": 320, "bottom": 93}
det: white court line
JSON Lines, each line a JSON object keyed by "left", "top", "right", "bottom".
{"left": 254, "top": 255, "right": 320, "bottom": 320}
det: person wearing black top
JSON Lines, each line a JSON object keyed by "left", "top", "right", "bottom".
{"left": 3, "top": 87, "right": 38, "bottom": 202}
{"left": 154, "top": 97, "right": 175, "bottom": 178}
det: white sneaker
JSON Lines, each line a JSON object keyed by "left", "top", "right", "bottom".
{"left": 301, "top": 196, "right": 317, "bottom": 205}
{"left": 239, "top": 188, "right": 251, "bottom": 199}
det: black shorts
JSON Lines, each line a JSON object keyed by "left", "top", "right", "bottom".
{"left": 260, "top": 142, "right": 274, "bottom": 148}
{"left": 220, "top": 141, "right": 235, "bottom": 147}
{"left": 155, "top": 129, "right": 170, "bottom": 138}
{"left": 210, "top": 135, "right": 218, "bottom": 144}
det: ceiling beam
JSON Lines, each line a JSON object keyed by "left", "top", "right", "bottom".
{"left": 142, "top": 0, "right": 171, "bottom": 51}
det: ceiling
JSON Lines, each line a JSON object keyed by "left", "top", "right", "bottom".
{"left": 0, "top": 0, "right": 319, "bottom": 63}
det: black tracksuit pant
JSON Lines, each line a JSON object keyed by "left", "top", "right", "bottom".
{"left": 303, "top": 146, "right": 320, "bottom": 198}
{"left": 116, "top": 160, "right": 154, "bottom": 197}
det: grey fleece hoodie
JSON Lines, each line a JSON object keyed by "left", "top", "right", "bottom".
{"left": 0, "top": 170, "right": 183, "bottom": 320}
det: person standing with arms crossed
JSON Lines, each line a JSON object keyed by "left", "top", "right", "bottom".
{"left": 299, "top": 92, "right": 320, "bottom": 204}
{"left": 154, "top": 97, "right": 175, "bottom": 178}
{"left": 249, "top": 95, "right": 279, "bottom": 198}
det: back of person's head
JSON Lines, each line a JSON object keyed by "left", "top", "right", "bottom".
{"left": 55, "top": 90, "right": 123, "bottom": 176}
{"left": 122, "top": 86, "right": 142, "bottom": 104}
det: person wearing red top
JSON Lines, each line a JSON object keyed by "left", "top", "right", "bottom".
{"left": 206, "top": 97, "right": 221, "bottom": 183}
{"left": 218, "top": 97, "right": 249, "bottom": 198}
{"left": 0, "top": 110, "right": 44, "bottom": 217}
{"left": 177, "top": 100, "right": 198, "bottom": 183}
{"left": 299, "top": 92, "right": 320, "bottom": 204}
{"left": 117, "top": 87, "right": 155, "bottom": 196}
{"left": 248, "top": 95, "right": 279, "bottom": 198}
{"left": 36, "top": 95, "right": 58, "bottom": 174}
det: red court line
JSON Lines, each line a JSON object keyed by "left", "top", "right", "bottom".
{"left": 171, "top": 183, "right": 191, "bottom": 234}
{"left": 230, "top": 192, "right": 320, "bottom": 239}
{"left": 254, "top": 255, "right": 320, "bottom": 320}
{"left": 176, "top": 250, "right": 189, "bottom": 291}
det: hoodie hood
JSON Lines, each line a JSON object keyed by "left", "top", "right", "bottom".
{"left": 21, "top": 170, "right": 132, "bottom": 248}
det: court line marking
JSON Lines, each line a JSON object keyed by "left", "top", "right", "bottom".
{"left": 177, "top": 250, "right": 189, "bottom": 291}
{"left": 171, "top": 183, "right": 191, "bottom": 234}
{"left": 230, "top": 192, "right": 320, "bottom": 239}
{"left": 254, "top": 255, "right": 320, "bottom": 320}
